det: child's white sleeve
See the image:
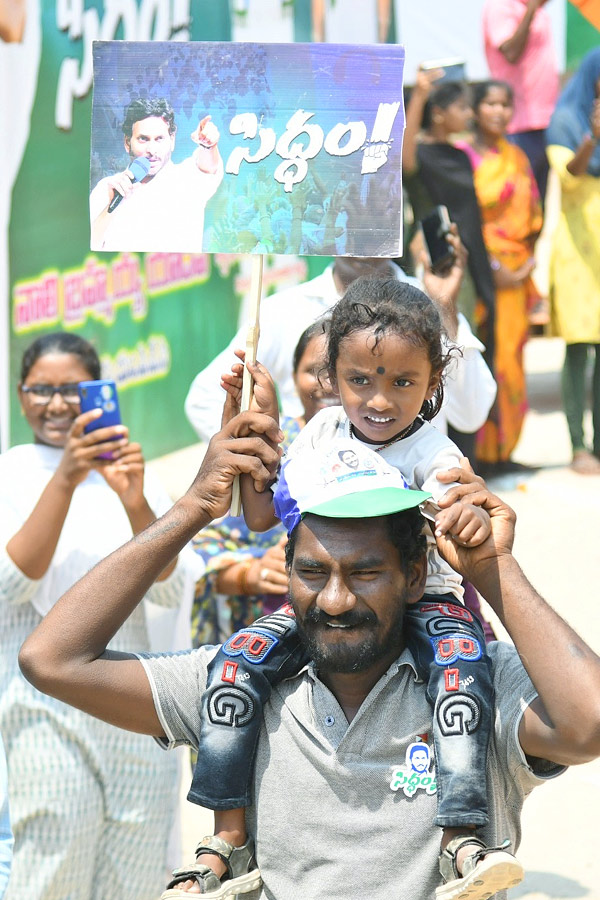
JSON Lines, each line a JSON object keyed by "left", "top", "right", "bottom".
{"left": 281, "top": 407, "right": 343, "bottom": 462}
{"left": 415, "top": 440, "right": 464, "bottom": 505}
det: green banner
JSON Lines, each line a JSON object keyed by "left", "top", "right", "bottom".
{"left": 566, "top": 3, "right": 600, "bottom": 69}
{"left": 6, "top": 0, "right": 329, "bottom": 458}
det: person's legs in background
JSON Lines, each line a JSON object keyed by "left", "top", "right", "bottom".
{"left": 592, "top": 344, "right": 600, "bottom": 460}
{"left": 5, "top": 719, "right": 103, "bottom": 900}
{"left": 562, "top": 342, "right": 600, "bottom": 474}
{"left": 508, "top": 130, "right": 549, "bottom": 211}
{"left": 95, "top": 729, "right": 178, "bottom": 900}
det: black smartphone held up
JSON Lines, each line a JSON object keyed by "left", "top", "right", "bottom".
{"left": 419, "top": 205, "right": 455, "bottom": 275}
{"left": 420, "top": 57, "right": 466, "bottom": 84}
{"left": 78, "top": 379, "right": 122, "bottom": 459}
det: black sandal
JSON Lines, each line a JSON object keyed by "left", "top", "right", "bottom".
{"left": 160, "top": 835, "right": 261, "bottom": 899}
{"left": 436, "top": 836, "right": 524, "bottom": 900}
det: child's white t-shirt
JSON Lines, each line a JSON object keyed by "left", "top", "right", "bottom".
{"left": 281, "top": 406, "right": 464, "bottom": 602}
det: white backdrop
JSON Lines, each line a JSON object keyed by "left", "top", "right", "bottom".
{"left": 230, "top": 0, "right": 567, "bottom": 81}
{"left": 396, "top": 0, "right": 566, "bottom": 83}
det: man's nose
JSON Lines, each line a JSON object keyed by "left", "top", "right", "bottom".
{"left": 316, "top": 574, "right": 356, "bottom": 617}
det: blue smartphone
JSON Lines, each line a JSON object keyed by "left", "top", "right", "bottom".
{"left": 78, "top": 379, "right": 122, "bottom": 459}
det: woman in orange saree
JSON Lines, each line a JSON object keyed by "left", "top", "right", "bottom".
{"left": 457, "top": 80, "right": 543, "bottom": 468}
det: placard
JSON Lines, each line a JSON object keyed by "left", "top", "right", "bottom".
{"left": 90, "top": 41, "right": 405, "bottom": 256}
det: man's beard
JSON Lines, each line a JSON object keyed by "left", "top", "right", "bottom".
{"left": 293, "top": 593, "right": 408, "bottom": 674}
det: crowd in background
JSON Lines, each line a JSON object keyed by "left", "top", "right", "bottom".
{"left": 1, "top": 1, "right": 600, "bottom": 897}
{"left": 397, "top": 0, "right": 600, "bottom": 478}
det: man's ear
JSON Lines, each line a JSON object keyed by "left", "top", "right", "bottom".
{"left": 405, "top": 555, "right": 427, "bottom": 606}
{"left": 124, "top": 135, "right": 131, "bottom": 154}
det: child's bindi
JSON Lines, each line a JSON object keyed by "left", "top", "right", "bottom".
{"left": 376, "top": 366, "right": 385, "bottom": 375}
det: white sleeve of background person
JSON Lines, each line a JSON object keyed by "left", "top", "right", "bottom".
{"left": 142, "top": 469, "right": 205, "bottom": 652}
{"left": 184, "top": 270, "right": 337, "bottom": 440}
{"left": 184, "top": 322, "right": 249, "bottom": 442}
{"left": 184, "top": 291, "right": 301, "bottom": 441}
{"left": 436, "top": 313, "right": 497, "bottom": 434}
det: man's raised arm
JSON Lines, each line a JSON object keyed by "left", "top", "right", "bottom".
{"left": 435, "top": 464, "right": 600, "bottom": 767}
{"left": 497, "top": 0, "right": 545, "bottom": 65}
{"left": 18, "top": 412, "right": 282, "bottom": 737}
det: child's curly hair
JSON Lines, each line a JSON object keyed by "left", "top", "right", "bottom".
{"left": 326, "top": 276, "right": 453, "bottom": 421}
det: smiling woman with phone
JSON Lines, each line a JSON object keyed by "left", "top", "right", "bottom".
{"left": 0, "top": 332, "right": 193, "bottom": 899}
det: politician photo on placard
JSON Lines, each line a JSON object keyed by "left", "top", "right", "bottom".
{"left": 90, "top": 40, "right": 405, "bottom": 257}
{"left": 90, "top": 97, "right": 223, "bottom": 253}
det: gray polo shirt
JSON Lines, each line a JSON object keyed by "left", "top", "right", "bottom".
{"left": 139, "top": 641, "right": 564, "bottom": 900}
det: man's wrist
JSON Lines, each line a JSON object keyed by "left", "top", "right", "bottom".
{"left": 467, "top": 552, "right": 519, "bottom": 609}
{"left": 172, "top": 492, "right": 216, "bottom": 541}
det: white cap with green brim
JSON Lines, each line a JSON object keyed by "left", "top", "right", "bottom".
{"left": 273, "top": 440, "right": 431, "bottom": 534}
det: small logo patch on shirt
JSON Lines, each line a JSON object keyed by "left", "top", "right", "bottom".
{"left": 222, "top": 628, "right": 278, "bottom": 664}
{"left": 390, "top": 740, "right": 437, "bottom": 797}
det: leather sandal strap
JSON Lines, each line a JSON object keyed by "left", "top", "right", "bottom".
{"left": 439, "top": 836, "right": 488, "bottom": 882}
{"left": 166, "top": 863, "right": 222, "bottom": 892}
{"left": 439, "top": 836, "right": 513, "bottom": 883}
{"left": 194, "top": 835, "right": 256, "bottom": 880}
{"left": 195, "top": 834, "right": 236, "bottom": 875}
{"left": 465, "top": 838, "right": 512, "bottom": 871}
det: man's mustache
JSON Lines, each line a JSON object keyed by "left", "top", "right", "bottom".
{"left": 302, "top": 608, "right": 378, "bottom": 629}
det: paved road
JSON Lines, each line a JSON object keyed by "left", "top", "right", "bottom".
{"left": 477, "top": 337, "right": 600, "bottom": 900}
{"left": 153, "top": 335, "right": 600, "bottom": 897}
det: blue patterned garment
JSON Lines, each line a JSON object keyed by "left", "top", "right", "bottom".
{"left": 191, "top": 416, "right": 302, "bottom": 647}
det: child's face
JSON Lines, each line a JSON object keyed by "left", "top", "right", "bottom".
{"left": 436, "top": 95, "right": 473, "bottom": 136}
{"left": 333, "top": 329, "right": 439, "bottom": 445}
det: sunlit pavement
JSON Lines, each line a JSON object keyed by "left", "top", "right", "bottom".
{"left": 479, "top": 335, "right": 600, "bottom": 900}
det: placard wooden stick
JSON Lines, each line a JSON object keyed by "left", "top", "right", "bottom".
{"left": 230, "top": 254, "right": 264, "bottom": 516}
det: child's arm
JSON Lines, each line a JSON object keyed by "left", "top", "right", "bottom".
{"left": 221, "top": 351, "right": 280, "bottom": 532}
{"left": 417, "top": 441, "right": 492, "bottom": 548}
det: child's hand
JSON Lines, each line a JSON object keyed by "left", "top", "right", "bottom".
{"left": 220, "top": 357, "right": 244, "bottom": 427}
{"left": 433, "top": 501, "right": 491, "bottom": 547}
{"left": 227, "top": 349, "right": 279, "bottom": 420}
{"left": 220, "top": 349, "right": 279, "bottom": 433}
{"left": 249, "top": 361, "right": 279, "bottom": 421}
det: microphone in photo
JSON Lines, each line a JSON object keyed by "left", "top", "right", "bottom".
{"left": 107, "top": 157, "right": 151, "bottom": 213}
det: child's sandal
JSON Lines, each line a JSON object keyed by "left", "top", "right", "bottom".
{"left": 160, "top": 835, "right": 262, "bottom": 899}
{"left": 435, "top": 836, "right": 524, "bottom": 900}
